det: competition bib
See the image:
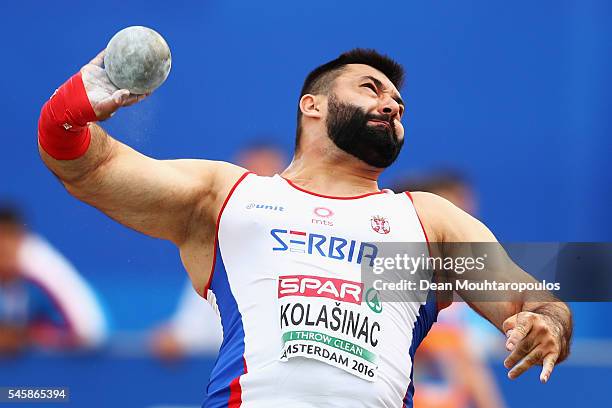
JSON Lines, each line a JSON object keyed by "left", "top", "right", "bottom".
{"left": 277, "top": 274, "right": 382, "bottom": 381}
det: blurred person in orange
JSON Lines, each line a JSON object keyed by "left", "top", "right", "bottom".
{"left": 394, "top": 170, "right": 506, "bottom": 408}
{"left": 0, "top": 204, "right": 108, "bottom": 354}
{"left": 235, "top": 141, "right": 287, "bottom": 177}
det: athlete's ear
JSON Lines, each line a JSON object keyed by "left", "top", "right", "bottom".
{"left": 299, "top": 94, "right": 322, "bottom": 119}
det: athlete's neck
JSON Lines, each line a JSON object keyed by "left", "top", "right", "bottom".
{"left": 281, "top": 152, "right": 382, "bottom": 197}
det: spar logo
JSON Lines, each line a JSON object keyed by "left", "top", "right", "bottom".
{"left": 278, "top": 275, "right": 363, "bottom": 304}
{"left": 270, "top": 229, "right": 378, "bottom": 266}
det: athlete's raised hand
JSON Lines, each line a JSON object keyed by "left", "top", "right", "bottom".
{"left": 502, "top": 310, "right": 570, "bottom": 383}
{"left": 80, "top": 50, "right": 149, "bottom": 121}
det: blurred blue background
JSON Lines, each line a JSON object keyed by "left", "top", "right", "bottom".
{"left": 0, "top": 0, "right": 611, "bottom": 407}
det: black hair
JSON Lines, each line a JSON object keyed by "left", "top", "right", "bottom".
{"left": 295, "top": 48, "right": 405, "bottom": 149}
{"left": 0, "top": 204, "right": 24, "bottom": 228}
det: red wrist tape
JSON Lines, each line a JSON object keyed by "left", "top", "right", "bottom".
{"left": 38, "top": 72, "right": 98, "bottom": 160}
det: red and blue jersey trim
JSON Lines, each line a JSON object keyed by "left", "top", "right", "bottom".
{"left": 402, "top": 289, "right": 439, "bottom": 407}
{"left": 203, "top": 249, "right": 248, "bottom": 407}
{"left": 202, "top": 171, "right": 252, "bottom": 407}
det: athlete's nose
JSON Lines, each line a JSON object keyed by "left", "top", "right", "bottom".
{"left": 379, "top": 95, "right": 401, "bottom": 119}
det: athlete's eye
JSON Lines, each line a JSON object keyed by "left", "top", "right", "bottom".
{"left": 361, "top": 83, "right": 377, "bottom": 94}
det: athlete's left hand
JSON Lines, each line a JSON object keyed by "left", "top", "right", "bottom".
{"left": 502, "top": 311, "right": 568, "bottom": 383}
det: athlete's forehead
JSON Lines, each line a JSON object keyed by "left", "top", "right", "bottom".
{"left": 336, "top": 64, "right": 403, "bottom": 104}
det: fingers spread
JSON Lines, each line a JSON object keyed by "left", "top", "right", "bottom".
{"left": 508, "top": 347, "right": 544, "bottom": 380}
{"left": 504, "top": 334, "right": 534, "bottom": 369}
{"left": 540, "top": 353, "right": 558, "bottom": 383}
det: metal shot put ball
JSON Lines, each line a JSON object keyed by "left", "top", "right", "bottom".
{"left": 104, "top": 26, "right": 172, "bottom": 95}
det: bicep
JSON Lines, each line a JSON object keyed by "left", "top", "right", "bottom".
{"left": 64, "top": 139, "right": 234, "bottom": 244}
{"left": 412, "top": 192, "right": 536, "bottom": 330}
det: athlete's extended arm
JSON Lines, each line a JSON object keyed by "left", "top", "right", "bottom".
{"left": 38, "top": 51, "right": 245, "bottom": 280}
{"left": 411, "top": 192, "right": 572, "bottom": 383}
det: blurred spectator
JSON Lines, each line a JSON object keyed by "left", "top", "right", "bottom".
{"left": 150, "top": 283, "right": 223, "bottom": 360}
{"left": 0, "top": 204, "right": 107, "bottom": 354}
{"left": 393, "top": 170, "right": 506, "bottom": 408}
{"left": 393, "top": 169, "right": 477, "bottom": 215}
{"left": 234, "top": 140, "right": 287, "bottom": 176}
{"left": 151, "top": 141, "right": 287, "bottom": 360}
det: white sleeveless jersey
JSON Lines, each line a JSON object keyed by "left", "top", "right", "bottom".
{"left": 203, "top": 174, "right": 438, "bottom": 408}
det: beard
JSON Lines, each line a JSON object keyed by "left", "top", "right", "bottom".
{"left": 325, "top": 94, "right": 403, "bottom": 168}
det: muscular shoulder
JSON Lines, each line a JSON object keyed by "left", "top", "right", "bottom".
{"left": 409, "top": 191, "right": 495, "bottom": 243}
{"left": 165, "top": 159, "right": 247, "bottom": 203}
{"left": 208, "top": 161, "right": 251, "bottom": 208}
{"left": 181, "top": 160, "right": 248, "bottom": 240}
{"left": 166, "top": 159, "right": 246, "bottom": 187}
